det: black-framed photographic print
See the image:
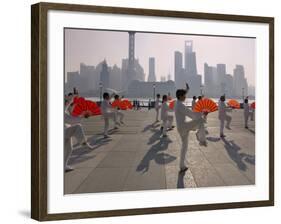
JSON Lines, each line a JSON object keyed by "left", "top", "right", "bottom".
{"left": 31, "top": 2, "right": 274, "bottom": 221}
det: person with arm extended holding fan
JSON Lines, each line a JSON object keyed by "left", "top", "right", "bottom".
{"left": 175, "top": 83, "right": 207, "bottom": 173}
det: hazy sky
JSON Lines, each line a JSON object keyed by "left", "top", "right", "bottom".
{"left": 65, "top": 28, "right": 256, "bottom": 86}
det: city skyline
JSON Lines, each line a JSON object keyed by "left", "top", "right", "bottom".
{"left": 65, "top": 28, "right": 256, "bottom": 86}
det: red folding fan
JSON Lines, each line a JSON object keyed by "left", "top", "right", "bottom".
{"left": 71, "top": 99, "right": 101, "bottom": 117}
{"left": 193, "top": 98, "right": 218, "bottom": 113}
{"left": 250, "top": 102, "right": 255, "bottom": 109}
{"left": 112, "top": 99, "right": 133, "bottom": 110}
{"left": 111, "top": 99, "right": 121, "bottom": 108}
{"left": 169, "top": 99, "right": 176, "bottom": 110}
{"left": 119, "top": 99, "right": 133, "bottom": 110}
{"left": 227, "top": 99, "right": 240, "bottom": 109}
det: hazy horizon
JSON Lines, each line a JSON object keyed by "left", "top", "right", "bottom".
{"left": 65, "top": 28, "right": 256, "bottom": 86}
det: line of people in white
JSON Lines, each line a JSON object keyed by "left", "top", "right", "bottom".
{"left": 64, "top": 88, "right": 254, "bottom": 174}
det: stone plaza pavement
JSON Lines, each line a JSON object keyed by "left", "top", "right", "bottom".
{"left": 65, "top": 109, "right": 255, "bottom": 194}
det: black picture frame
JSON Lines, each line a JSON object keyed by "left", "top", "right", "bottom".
{"left": 31, "top": 2, "right": 274, "bottom": 221}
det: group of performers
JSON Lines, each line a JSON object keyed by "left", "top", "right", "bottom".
{"left": 64, "top": 86, "right": 254, "bottom": 173}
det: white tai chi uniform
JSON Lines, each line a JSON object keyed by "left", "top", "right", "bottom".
{"left": 155, "top": 98, "right": 161, "bottom": 121}
{"left": 243, "top": 103, "right": 250, "bottom": 127}
{"left": 64, "top": 107, "right": 87, "bottom": 170}
{"left": 161, "top": 102, "right": 174, "bottom": 136}
{"left": 191, "top": 99, "right": 196, "bottom": 110}
{"left": 113, "top": 101, "right": 124, "bottom": 123}
{"left": 101, "top": 100, "right": 117, "bottom": 136}
{"left": 218, "top": 100, "right": 232, "bottom": 136}
{"left": 175, "top": 100, "right": 206, "bottom": 169}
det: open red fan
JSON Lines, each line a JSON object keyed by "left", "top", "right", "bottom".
{"left": 169, "top": 99, "right": 176, "bottom": 110}
{"left": 227, "top": 99, "right": 240, "bottom": 109}
{"left": 112, "top": 99, "right": 133, "bottom": 110}
{"left": 250, "top": 102, "right": 255, "bottom": 109}
{"left": 73, "top": 96, "right": 85, "bottom": 104}
{"left": 71, "top": 99, "right": 101, "bottom": 117}
{"left": 193, "top": 98, "right": 218, "bottom": 113}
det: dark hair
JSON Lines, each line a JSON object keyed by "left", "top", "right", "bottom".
{"left": 193, "top": 96, "right": 197, "bottom": 100}
{"left": 68, "top": 92, "right": 73, "bottom": 96}
{"left": 198, "top": 96, "right": 202, "bottom": 100}
{"left": 103, "top": 92, "right": 109, "bottom": 99}
{"left": 220, "top": 95, "right": 225, "bottom": 101}
{"left": 176, "top": 89, "right": 187, "bottom": 99}
{"left": 114, "top": 94, "right": 119, "bottom": 100}
{"left": 244, "top": 98, "right": 248, "bottom": 103}
{"left": 162, "top": 95, "right": 168, "bottom": 101}
{"left": 156, "top": 94, "right": 160, "bottom": 98}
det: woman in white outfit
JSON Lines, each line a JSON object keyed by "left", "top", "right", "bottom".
{"left": 191, "top": 96, "right": 197, "bottom": 110}
{"left": 101, "top": 92, "right": 118, "bottom": 138}
{"left": 155, "top": 94, "right": 161, "bottom": 122}
{"left": 175, "top": 89, "right": 207, "bottom": 173}
{"left": 113, "top": 94, "right": 125, "bottom": 124}
{"left": 218, "top": 95, "right": 232, "bottom": 138}
{"left": 160, "top": 95, "right": 174, "bottom": 137}
{"left": 64, "top": 94, "right": 93, "bottom": 172}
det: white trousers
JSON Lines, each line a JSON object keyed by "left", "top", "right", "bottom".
{"left": 116, "top": 110, "right": 124, "bottom": 123}
{"left": 178, "top": 118, "right": 206, "bottom": 169}
{"left": 162, "top": 115, "right": 173, "bottom": 135}
{"left": 155, "top": 108, "right": 160, "bottom": 121}
{"left": 244, "top": 113, "right": 249, "bottom": 127}
{"left": 104, "top": 112, "right": 117, "bottom": 135}
{"left": 64, "top": 124, "right": 87, "bottom": 169}
{"left": 219, "top": 115, "right": 232, "bottom": 135}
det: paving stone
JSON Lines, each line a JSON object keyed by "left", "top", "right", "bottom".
{"left": 74, "top": 167, "right": 130, "bottom": 193}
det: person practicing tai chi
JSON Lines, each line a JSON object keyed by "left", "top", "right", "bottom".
{"left": 160, "top": 95, "right": 174, "bottom": 137}
{"left": 64, "top": 95, "right": 94, "bottom": 172}
{"left": 101, "top": 92, "right": 119, "bottom": 138}
{"left": 113, "top": 94, "right": 125, "bottom": 125}
{"left": 191, "top": 96, "right": 197, "bottom": 110}
{"left": 175, "top": 88, "right": 207, "bottom": 173}
{"left": 218, "top": 95, "right": 232, "bottom": 138}
{"left": 243, "top": 98, "right": 251, "bottom": 129}
{"left": 155, "top": 94, "right": 161, "bottom": 122}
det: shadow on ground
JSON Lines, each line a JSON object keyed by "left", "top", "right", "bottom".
{"left": 136, "top": 137, "right": 176, "bottom": 173}
{"left": 221, "top": 138, "right": 255, "bottom": 171}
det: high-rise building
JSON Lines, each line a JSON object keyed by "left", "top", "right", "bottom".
{"left": 147, "top": 57, "right": 156, "bottom": 82}
{"left": 217, "top": 64, "right": 227, "bottom": 96}
{"left": 110, "top": 64, "right": 122, "bottom": 91}
{"left": 167, "top": 73, "right": 172, "bottom": 81}
{"left": 66, "top": 71, "right": 80, "bottom": 93}
{"left": 225, "top": 74, "right": 234, "bottom": 97}
{"left": 233, "top": 65, "right": 248, "bottom": 98}
{"left": 174, "top": 51, "right": 183, "bottom": 89}
{"left": 160, "top": 76, "right": 166, "bottom": 82}
{"left": 100, "top": 60, "right": 110, "bottom": 89}
{"left": 184, "top": 40, "right": 197, "bottom": 76}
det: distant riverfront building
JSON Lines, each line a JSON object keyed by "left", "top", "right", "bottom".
{"left": 127, "top": 80, "right": 176, "bottom": 98}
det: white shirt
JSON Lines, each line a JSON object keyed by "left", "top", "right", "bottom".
{"left": 218, "top": 100, "right": 231, "bottom": 120}
{"left": 155, "top": 98, "right": 161, "bottom": 110}
{"left": 101, "top": 99, "right": 113, "bottom": 117}
{"left": 244, "top": 103, "right": 249, "bottom": 115}
{"left": 192, "top": 99, "right": 196, "bottom": 110}
{"left": 161, "top": 102, "right": 173, "bottom": 121}
{"left": 175, "top": 100, "right": 201, "bottom": 131}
